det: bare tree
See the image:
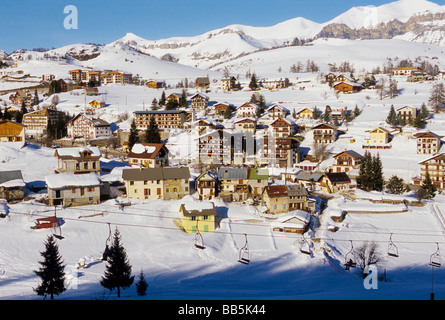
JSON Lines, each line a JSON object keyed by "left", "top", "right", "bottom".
{"left": 312, "top": 143, "right": 329, "bottom": 162}
{"left": 377, "top": 77, "right": 386, "bottom": 100}
{"left": 354, "top": 241, "right": 382, "bottom": 277}
{"left": 429, "top": 82, "right": 445, "bottom": 113}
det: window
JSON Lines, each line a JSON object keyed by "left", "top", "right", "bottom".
{"left": 130, "top": 181, "right": 134, "bottom": 185}
{"left": 72, "top": 188, "right": 76, "bottom": 193}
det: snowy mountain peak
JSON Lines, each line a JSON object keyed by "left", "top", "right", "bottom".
{"left": 326, "top": 0, "right": 444, "bottom": 29}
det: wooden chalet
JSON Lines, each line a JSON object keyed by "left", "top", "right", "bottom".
{"left": 331, "top": 150, "right": 363, "bottom": 173}
{"left": 321, "top": 172, "right": 351, "bottom": 193}
{"left": 312, "top": 123, "right": 337, "bottom": 144}
{"left": 0, "top": 120, "right": 26, "bottom": 143}
{"left": 333, "top": 82, "right": 362, "bottom": 94}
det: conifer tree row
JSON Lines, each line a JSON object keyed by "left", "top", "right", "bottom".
{"left": 356, "top": 151, "right": 384, "bottom": 192}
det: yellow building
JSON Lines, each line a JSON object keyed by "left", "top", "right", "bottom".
{"left": 122, "top": 167, "right": 190, "bottom": 200}
{"left": 0, "top": 120, "right": 26, "bottom": 143}
{"left": 363, "top": 127, "right": 391, "bottom": 149}
{"left": 88, "top": 100, "right": 105, "bottom": 110}
{"left": 179, "top": 202, "right": 217, "bottom": 233}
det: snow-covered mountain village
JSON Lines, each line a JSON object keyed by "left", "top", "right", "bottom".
{"left": 2, "top": 0, "right": 445, "bottom": 302}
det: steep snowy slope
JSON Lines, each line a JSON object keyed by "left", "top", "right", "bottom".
{"left": 327, "top": 0, "right": 444, "bottom": 29}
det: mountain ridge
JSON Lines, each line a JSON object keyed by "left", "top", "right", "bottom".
{"left": 106, "top": 0, "right": 445, "bottom": 69}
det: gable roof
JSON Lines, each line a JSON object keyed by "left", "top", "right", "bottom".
{"left": 217, "top": 167, "right": 248, "bottom": 180}
{"left": 122, "top": 167, "right": 190, "bottom": 181}
{"left": 312, "top": 123, "right": 337, "bottom": 130}
{"left": 367, "top": 127, "right": 390, "bottom": 133}
{"left": 127, "top": 143, "right": 168, "bottom": 159}
{"left": 54, "top": 147, "right": 101, "bottom": 159}
{"left": 180, "top": 202, "right": 216, "bottom": 217}
{"left": 0, "top": 170, "right": 24, "bottom": 185}
{"left": 414, "top": 131, "right": 442, "bottom": 139}
{"left": 419, "top": 153, "right": 445, "bottom": 164}
{"left": 249, "top": 168, "right": 269, "bottom": 180}
{"left": 264, "top": 184, "right": 307, "bottom": 198}
{"left": 45, "top": 173, "right": 102, "bottom": 189}
{"left": 333, "top": 150, "right": 363, "bottom": 159}
{"left": 324, "top": 172, "right": 351, "bottom": 183}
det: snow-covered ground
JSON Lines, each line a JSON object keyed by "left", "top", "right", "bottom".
{"left": 1, "top": 70, "right": 445, "bottom": 300}
{"left": 2, "top": 10, "right": 445, "bottom": 299}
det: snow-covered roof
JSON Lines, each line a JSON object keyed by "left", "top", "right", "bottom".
{"left": 45, "top": 173, "right": 102, "bottom": 189}
{"left": 55, "top": 147, "right": 101, "bottom": 158}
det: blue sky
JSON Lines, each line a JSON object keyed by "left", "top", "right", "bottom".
{"left": 1, "top": 0, "right": 444, "bottom": 53}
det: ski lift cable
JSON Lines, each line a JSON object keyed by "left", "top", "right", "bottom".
{"left": 12, "top": 208, "right": 445, "bottom": 246}
{"left": 23, "top": 202, "right": 445, "bottom": 238}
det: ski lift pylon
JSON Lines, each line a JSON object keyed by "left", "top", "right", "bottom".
{"left": 430, "top": 243, "right": 441, "bottom": 268}
{"left": 388, "top": 233, "right": 398, "bottom": 257}
{"left": 238, "top": 234, "right": 250, "bottom": 265}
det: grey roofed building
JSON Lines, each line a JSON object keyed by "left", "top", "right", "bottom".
{"left": 0, "top": 170, "right": 24, "bottom": 185}
{"left": 122, "top": 167, "right": 190, "bottom": 181}
{"left": 286, "top": 184, "right": 309, "bottom": 197}
{"left": 217, "top": 167, "right": 248, "bottom": 180}
{"left": 325, "top": 172, "right": 351, "bottom": 183}
{"left": 333, "top": 150, "right": 363, "bottom": 159}
{"left": 295, "top": 171, "right": 324, "bottom": 182}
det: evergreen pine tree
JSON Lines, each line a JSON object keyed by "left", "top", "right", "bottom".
{"left": 249, "top": 73, "right": 258, "bottom": 90}
{"left": 179, "top": 89, "right": 188, "bottom": 108}
{"left": 224, "top": 106, "right": 233, "bottom": 119}
{"left": 159, "top": 91, "right": 166, "bottom": 106}
{"left": 323, "top": 105, "right": 331, "bottom": 123}
{"left": 33, "top": 235, "right": 67, "bottom": 300}
{"left": 386, "top": 105, "right": 397, "bottom": 125}
{"left": 357, "top": 151, "right": 372, "bottom": 191}
{"left": 33, "top": 89, "right": 39, "bottom": 106}
{"left": 420, "top": 103, "right": 430, "bottom": 120}
{"left": 144, "top": 116, "right": 161, "bottom": 143}
{"left": 386, "top": 175, "right": 405, "bottom": 194}
{"left": 371, "top": 152, "right": 384, "bottom": 191}
{"left": 128, "top": 119, "right": 140, "bottom": 151}
{"left": 3, "top": 107, "right": 11, "bottom": 120}
{"left": 421, "top": 172, "right": 437, "bottom": 199}
{"left": 100, "top": 227, "right": 134, "bottom": 298}
{"left": 353, "top": 105, "right": 361, "bottom": 117}
{"left": 135, "top": 269, "right": 148, "bottom": 296}
{"left": 151, "top": 98, "right": 159, "bottom": 111}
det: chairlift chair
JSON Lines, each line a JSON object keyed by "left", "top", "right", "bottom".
{"left": 194, "top": 224, "right": 206, "bottom": 250}
{"left": 102, "top": 223, "right": 112, "bottom": 261}
{"left": 387, "top": 233, "right": 398, "bottom": 258}
{"left": 52, "top": 207, "right": 64, "bottom": 240}
{"left": 238, "top": 234, "right": 251, "bottom": 265}
{"left": 299, "top": 236, "right": 312, "bottom": 255}
{"left": 430, "top": 243, "right": 441, "bottom": 268}
{"left": 344, "top": 241, "right": 357, "bottom": 271}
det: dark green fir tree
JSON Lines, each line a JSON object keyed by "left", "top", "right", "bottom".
{"left": 33, "top": 235, "right": 67, "bottom": 300}
{"left": 100, "top": 227, "right": 134, "bottom": 298}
